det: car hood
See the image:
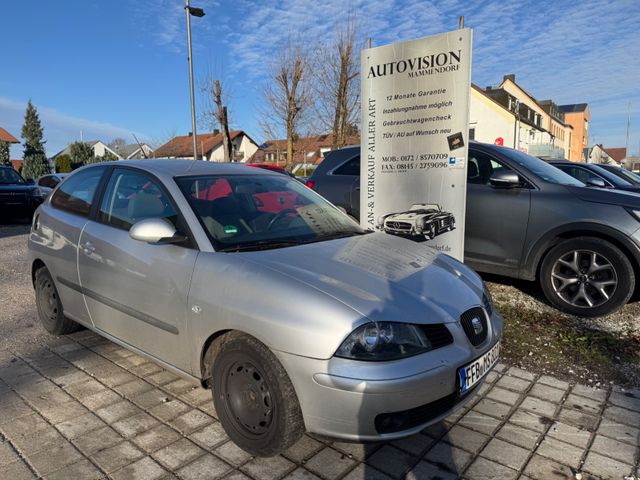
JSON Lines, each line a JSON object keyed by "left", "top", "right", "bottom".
{"left": 241, "top": 232, "right": 484, "bottom": 325}
{"left": 566, "top": 185, "right": 640, "bottom": 208}
{"left": 386, "top": 211, "right": 442, "bottom": 222}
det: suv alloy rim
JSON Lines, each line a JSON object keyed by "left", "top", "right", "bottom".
{"left": 550, "top": 250, "right": 618, "bottom": 308}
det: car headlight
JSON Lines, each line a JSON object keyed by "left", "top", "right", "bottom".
{"left": 335, "top": 322, "right": 433, "bottom": 361}
{"left": 482, "top": 282, "right": 494, "bottom": 317}
{"left": 627, "top": 208, "right": 640, "bottom": 222}
{"left": 28, "top": 187, "right": 44, "bottom": 198}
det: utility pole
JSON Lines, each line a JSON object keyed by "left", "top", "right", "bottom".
{"left": 185, "top": 0, "right": 205, "bottom": 160}
{"left": 625, "top": 102, "right": 631, "bottom": 168}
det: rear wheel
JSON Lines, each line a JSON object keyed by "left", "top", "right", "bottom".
{"left": 539, "top": 237, "right": 634, "bottom": 317}
{"left": 211, "top": 332, "right": 304, "bottom": 456}
{"left": 34, "top": 267, "right": 81, "bottom": 335}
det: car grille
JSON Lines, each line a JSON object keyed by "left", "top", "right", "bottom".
{"left": 420, "top": 324, "right": 454, "bottom": 350}
{"left": 460, "top": 307, "right": 488, "bottom": 347}
{"left": 385, "top": 221, "right": 412, "bottom": 231}
{"left": 375, "top": 384, "right": 479, "bottom": 434}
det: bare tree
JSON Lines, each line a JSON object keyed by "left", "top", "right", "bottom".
{"left": 200, "top": 73, "right": 234, "bottom": 162}
{"left": 313, "top": 18, "right": 360, "bottom": 149}
{"left": 262, "top": 41, "right": 312, "bottom": 170}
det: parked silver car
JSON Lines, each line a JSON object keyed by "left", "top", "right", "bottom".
{"left": 28, "top": 160, "right": 502, "bottom": 456}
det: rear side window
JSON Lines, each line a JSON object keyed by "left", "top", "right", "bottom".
{"left": 560, "top": 166, "right": 605, "bottom": 185}
{"left": 332, "top": 156, "right": 360, "bottom": 176}
{"left": 50, "top": 168, "right": 105, "bottom": 217}
{"left": 38, "top": 176, "right": 56, "bottom": 188}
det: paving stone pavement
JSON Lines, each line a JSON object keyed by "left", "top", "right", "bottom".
{"left": 0, "top": 331, "right": 638, "bottom": 480}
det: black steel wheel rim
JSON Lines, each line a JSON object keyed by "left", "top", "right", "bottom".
{"left": 37, "top": 277, "right": 58, "bottom": 321}
{"left": 224, "top": 360, "right": 273, "bottom": 436}
{"left": 550, "top": 249, "right": 618, "bottom": 308}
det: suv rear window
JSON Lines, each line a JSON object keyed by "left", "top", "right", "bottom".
{"left": 333, "top": 156, "right": 360, "bottom": 176}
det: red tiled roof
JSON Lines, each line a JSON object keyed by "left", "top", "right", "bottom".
{"left": 0, "top": 128, "right": 19, "bottom": 144}
{"left": 603, "top": 147, "right": 627, "bottom": 163}
{"left": 11, "top": 160, "right": 23, "bottom": 172}
{"left": 250, "top": 134, "right": 360, "bottom": 165}
{"left": 153, "top": 131, "right": 244, "bottom": 158}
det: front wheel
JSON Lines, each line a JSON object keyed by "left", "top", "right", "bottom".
{"left": 539, "top": 237, "right": 634, "bottom": 317}
{"left": 211, "top": 332, "right": 304, "bottom": 456}
{"left": 424, "top": 223, "right": 436, "bottom": 240}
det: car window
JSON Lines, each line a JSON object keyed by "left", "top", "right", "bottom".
{"left": 332, "top": 156, "right": 360, "bottom": 176}
{"left": 467, "top": 152, "right": 513, "bottom": 185}
{"left": 98, "top": 169, "right": 178, "bottom": 230}
{"left": 559, "top": 166, "right": 604, "bottom": 185}
{"left": 50, "top": 168, "right": 105, "bottom": 217}
{"left": 0, "top": 168, "right": 25, "bottom": 185}
{"left": 498, "top": 148, "right": 584, "bottom": 186}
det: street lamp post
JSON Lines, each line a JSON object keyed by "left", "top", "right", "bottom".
{"left": 185, "top": 0, "right": 205, "bottom": 160}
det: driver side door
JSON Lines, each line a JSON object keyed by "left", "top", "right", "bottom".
{"left": 465, "top": 150, "right": 532, "bottom": 276}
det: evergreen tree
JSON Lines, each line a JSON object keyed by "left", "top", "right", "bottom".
{"left": 69, "top": 141, "right": 95, "bottom": 168}
{"left": 55, "top": 154, "right": 73, "bottom": 173}
{"left": 0, "top": 141, "right": 10, "bottom": 166}
{"left": 94, "top": 150, "right": 118, "bottom": 163}
{"left": 21, "top": 100, "right": 50, "bottom": 179}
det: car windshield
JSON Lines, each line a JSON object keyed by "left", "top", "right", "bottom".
{"left": 0, "top": 168, "right": 26, "bottom": 185}
{"left": 175, "top": 173, "right": 365, "bottom": 251}
{"left": 501, "top": 149, "right": 585, "bottom": 186}
{"left": 602, "top": 165, "right": 640, "bottom": 185}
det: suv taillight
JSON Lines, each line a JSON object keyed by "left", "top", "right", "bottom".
{"left": 305, "top": 180, "right": 315, "bottom": 189}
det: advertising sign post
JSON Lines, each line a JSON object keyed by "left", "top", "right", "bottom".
{"left": 361, "top": 29, "right": 472, "bottom": 261}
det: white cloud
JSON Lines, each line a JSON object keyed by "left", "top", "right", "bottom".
{"left": 0, "top": 97, "right": 151, "bottom": 159}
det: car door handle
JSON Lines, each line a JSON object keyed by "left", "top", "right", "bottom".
{"left": 354, "top": 186, "right": 361, "bottom": 191}
{"left": 81, "top": 242, "right": 95, "bottom": 256}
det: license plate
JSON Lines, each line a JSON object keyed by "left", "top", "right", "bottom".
{"left": 457, "top": 341, "right": 500, "bottom": 395}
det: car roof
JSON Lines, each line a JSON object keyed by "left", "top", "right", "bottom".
{"left": 78, "top": 159, "right": 277, "bottom": 177}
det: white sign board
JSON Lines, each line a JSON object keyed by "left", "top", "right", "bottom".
{"left": 360, "top": 29, "right": 472, "bottom": 261}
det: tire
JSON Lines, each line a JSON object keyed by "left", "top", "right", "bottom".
{"left": 210, "top": 332, "right": 304, "bottom": 456}
{"left": 34, "top": 267, "right": 82, "bottom": 335}
{"left": 539, "top": 237, "right": 634, "bottom": 317}
{"left": 426, "top": 223, "right": 436, "bottom": 240}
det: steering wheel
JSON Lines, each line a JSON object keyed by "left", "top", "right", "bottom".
{"left": 267, "top": 208, "right": 300, "bottom": 231}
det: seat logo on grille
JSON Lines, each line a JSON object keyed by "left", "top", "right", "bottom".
{"left": 471, "top": 317, "right": 483, "bottom": 335}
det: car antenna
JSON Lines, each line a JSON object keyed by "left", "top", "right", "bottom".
{"left": 132, "top": 134, "right": 149, "bottom": 159}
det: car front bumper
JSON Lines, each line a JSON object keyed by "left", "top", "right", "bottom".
{"left": 274, "top": 311, "right": 503, "bottom": 441}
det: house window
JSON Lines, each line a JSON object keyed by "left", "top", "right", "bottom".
{"left": 469, "top": 128, "right": 475, "bottom": 141}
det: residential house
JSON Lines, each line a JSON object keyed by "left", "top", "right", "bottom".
{"left": 538, "top": 100, "right": 573, "bottom": 160}
{"left": 110, "top": 143, "right": 155, "bottom": 159}
{"left": 153, "top": 131, "right": 258, "bottom": 162}
{"left": 481, "top": 77, "right": 560, "bottom": 157}
{"left": 469, "top": 84, "right": 515, "bottom": 147}
{"left": 585, "top": 145, "right": 626, "bottom": 165}
{"left": 559, "top": 104, "right": 590, "bottom": 162}
{"left": 52, "top": 140, "right": 120, "bottom": 161}
{"left": 0, "top": 128, "right": 20, "bottom": 166}
{"left": 250, "top": 134, "right": 360, "bottom": 168}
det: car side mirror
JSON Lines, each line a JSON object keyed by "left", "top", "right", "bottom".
{"left": 586, "top": 177, "right": 607, "bottom": 188}
{"left": 129, "top": 218, "right": 186, "bottom": 244}
{"left": 489, "top": 171, "right": 521, "bottom": 189}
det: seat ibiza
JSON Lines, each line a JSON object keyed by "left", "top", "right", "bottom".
{"left": 29, "top": 160, "right": 501, "bottom": 456}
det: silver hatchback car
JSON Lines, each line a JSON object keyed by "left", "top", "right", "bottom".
{"left": 28, "top": 160, "right": 502, "bottom": 456}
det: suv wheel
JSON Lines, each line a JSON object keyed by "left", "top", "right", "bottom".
{"left": 211, "top": 332, "right": 304, "bottom": 456}
{"left": 425, "top": 224, "right": 436, "bottom": 240}
{"left": 540, "top": 237, "right": 634, "bottom": 317}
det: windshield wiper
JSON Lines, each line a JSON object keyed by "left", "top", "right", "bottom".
{"left": 218, "top": 240, "right": 304, "bottom": 252}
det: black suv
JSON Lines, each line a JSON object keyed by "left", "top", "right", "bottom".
{"left": 0, "top": 166, "right": 44, "bottom": 220}
{"left": 307, "top": 143, "right": 640, "bottom": 317}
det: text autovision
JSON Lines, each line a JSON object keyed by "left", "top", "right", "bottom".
{"left": 367, "top": 50, "right": 462, "bottom": 79}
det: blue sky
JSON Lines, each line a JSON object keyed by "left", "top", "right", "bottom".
{"left": 1, "top": 0, "right": 639, "bottom": 158}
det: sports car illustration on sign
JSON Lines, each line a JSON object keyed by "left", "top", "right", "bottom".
{"left": 377, "top": 204, "right": 455, "bottom": 240}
